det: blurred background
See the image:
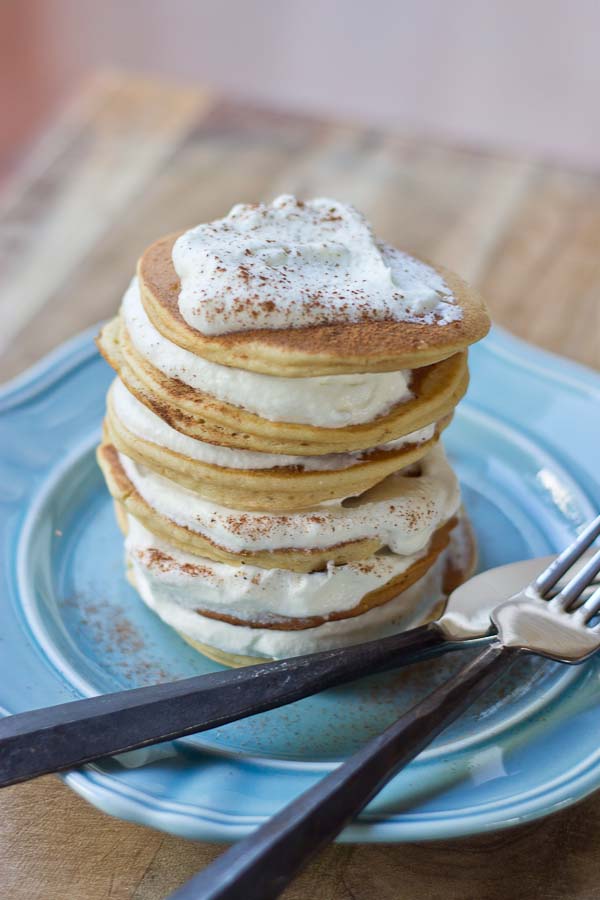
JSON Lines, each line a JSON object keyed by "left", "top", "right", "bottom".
{"left": 1, "top": 0, "right": 598, "bottom": 379}
{"left": 2, "top": 0, "right": 600, "bottom": 180}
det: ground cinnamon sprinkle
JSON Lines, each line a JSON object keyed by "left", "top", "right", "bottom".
{"left": 140, "top": 547, "right": 215, "bottom": 579}
{"left": 60, "top": 592, "right": 171, "bottom": 685}
{"left": 139, "top": 234, "right": 475, "bottom": 363}
{"left": 237, "top": 264, "right": 251, "bottom": 284}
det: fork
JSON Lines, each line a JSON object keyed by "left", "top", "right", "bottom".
{"left": 168, "top": 518, "right": 600, "bottom": 900}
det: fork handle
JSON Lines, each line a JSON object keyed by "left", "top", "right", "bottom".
{"left": 169, "top": 642, "right": 520, "bottom": 900}
{"left": 0, "top": 622, "right": 456, "bottom": 788}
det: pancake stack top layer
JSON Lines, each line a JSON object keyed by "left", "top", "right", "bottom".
{"left": 97, "top": 195, "right": 490, "bottom": 665}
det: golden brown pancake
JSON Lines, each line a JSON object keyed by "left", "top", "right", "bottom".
{"left": 98, "top": 442, "right": 457, "bottom": 572}
{"left": 97, "top": 316, "right": 469, "bottom": 455}
{"left": 139, "top": 233, "right": 490, "bottom": 376}
{"left": 132, "top": 514, "right": 477, "bottom": 669}
{"left": 104, "top": 383, "right": 452, "bottom": 511}
{"left": 119, "top": 509, "right": 457, "bottom": 628}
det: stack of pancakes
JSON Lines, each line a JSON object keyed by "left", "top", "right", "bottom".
{"left": 97, "top": 196, "right": 490, "bottom": 667}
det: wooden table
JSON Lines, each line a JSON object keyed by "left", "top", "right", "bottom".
{"left": 1, "top": 73, "right": 599, "bottom": 900}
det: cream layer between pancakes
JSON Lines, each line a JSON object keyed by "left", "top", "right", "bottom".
{"left": 110, "top": 378, "right": 437, "bottom": 472}
{"left": 118, "top": 443, "right": 459, "bottom": 555}
{"left": 127, "top": 516, "right": 450, "bottom": 659}
{"left": 126, "top": 516, "right": 437, "bottom": 621}
{"left": 122, "top": 278, "right": 414, "bottom": 427}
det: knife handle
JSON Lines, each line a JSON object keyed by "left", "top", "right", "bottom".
{"left": 0, "top": 622, "right": 452, "bottom": 787}
{"left": 168, "top": 643, "right": 519, "bottom": 900}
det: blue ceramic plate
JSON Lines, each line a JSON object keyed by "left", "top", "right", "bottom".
{"left": 1, "top": 326, "right": 600, "bottom": 842}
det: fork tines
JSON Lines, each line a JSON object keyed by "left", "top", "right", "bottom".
{"left": 535, "top": 515, "right": 600, "bottom": 598}
{"left": 532, "top": 515, "right": 600, "bottom": 627}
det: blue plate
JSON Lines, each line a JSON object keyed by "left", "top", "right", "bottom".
{"left": 1, "top": 326, "right": 600, "bottom": 842}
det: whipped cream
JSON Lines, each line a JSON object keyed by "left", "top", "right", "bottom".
{"left": 172, "top": 195, "right": 461, "bottom": 335}
{"left": 126, "top": 516, "right": 440, "bottom": 622}
{"left": 128, "top": 518, "right": 448, "bottom": 659}
{"left": 111, "top": 379, "right": 436, "bottom": 472}
{"left": 119, "top": 444, "right": 459, "bottom": 554}
{"left": 122, "top": 279, "right": 412, "bottom": 427}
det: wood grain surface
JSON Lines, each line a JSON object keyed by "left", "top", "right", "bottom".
{"left": 0, "top": 72, "right": 599, "bottom": 900}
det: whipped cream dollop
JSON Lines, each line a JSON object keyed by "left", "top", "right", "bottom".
{"left": 122, "top": 278, "right": 412, "bottom": 427}
{"left": 172, "top": 195, "right": 461, "bottom": 335}
{"left": 127, "top": 517, "right": 449, "bottom": 658}
{"left": 111, "top": 380, "right": 436, "bottom": 472}
{"left": 119, "top": 444, "right": 459, "bottom": 554}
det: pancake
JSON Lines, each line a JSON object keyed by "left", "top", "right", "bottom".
{"left": 120, "top": 276, "right": 422, "bottom": 431}
{"left": 139, "top": 233, "right": 489, "bottom": 377}
{"left": 175, "top": 637, "right": 267, "bottom": 668}
{"left": 104, "top": 380, "right": 452, "bottom": 511}
{"left": 98, "top": 441, "right": 460, "bottom": 572}
{"left": 123, "top": 512, "right": 476, "bottom": 665}
{"left": 177, "top": 513, "right": 476, "bottom": 667}
{"left": 97, "top": 316, "right": 469, "bottom": 455}
{"left": 123, "top": 512, "right": 455, "bottom": 627}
